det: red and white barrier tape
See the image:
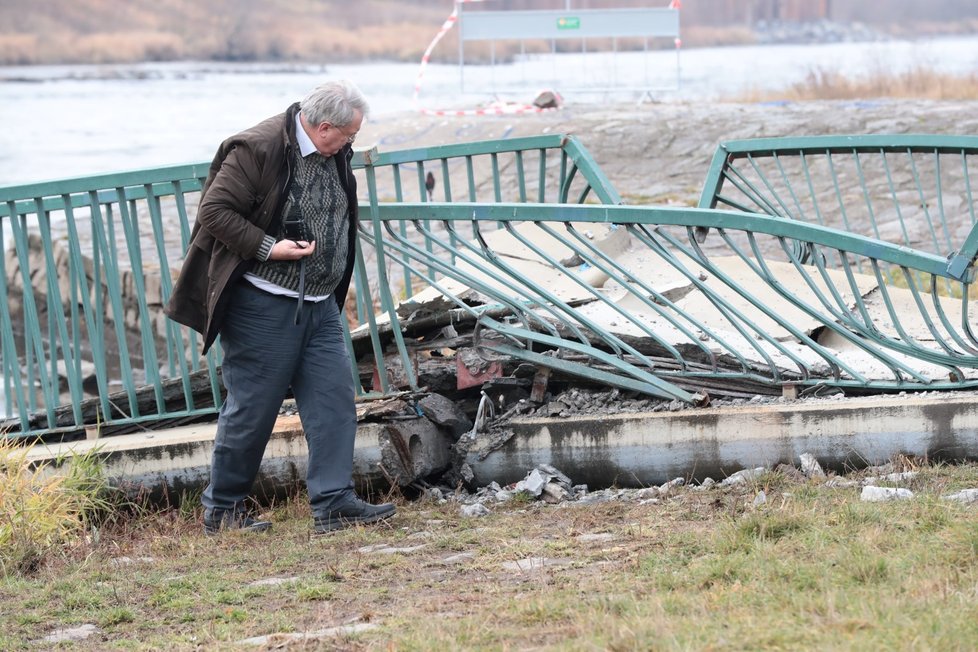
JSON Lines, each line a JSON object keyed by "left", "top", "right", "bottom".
{"left": 413, "top": 0, "right": 561, "bottom": 116}
{"left": 412, "top": 0, "right": 681, "bottom": 117}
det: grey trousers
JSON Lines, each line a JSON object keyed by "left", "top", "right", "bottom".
{"left": 202, "top": 282, "right": 356, "bottom": 518}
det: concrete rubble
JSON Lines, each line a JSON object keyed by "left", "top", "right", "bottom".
{"left": 410, "top": 454, "right": 978, "bottom": 515}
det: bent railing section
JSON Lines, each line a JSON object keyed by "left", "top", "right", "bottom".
{"left": 350, "top": 134, "right": 623, "bottom": 397}
{"left": 356, "top": 202, "right": 978, "bottom": 401}
{"left": 697, "top": 135, "right": 978, "bottom": 282}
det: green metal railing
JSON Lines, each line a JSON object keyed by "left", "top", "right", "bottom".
{"left": 0, "top": 165, "right": 221, "bottom": 438}
{"left": 0, "top": 135, "right": 623, "bottom": 438}
{"left": 6, "top": 133, "right": 978, "bottom": 439}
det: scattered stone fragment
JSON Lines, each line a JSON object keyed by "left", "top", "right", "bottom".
{"left": 537, "top": 463, "right": 573, "bottom": 487}
{"left": 515, "top": 468, "right": 548, "bottom": 496}
{"left": 357, "top": 543, "right": 427, "bottom": 554}
{"left": 825, "top": 477, "right": 861, "bottom": 488}
{"left": 576, "top": 533, "right": 616, "bottom": 543}
{"left": 248, "top": 576, "right": 299, "bottom": 587}
{"left": 861, "top": 486, "right": 914, "bottom": 502}
{"left": 502, "top": 557, "right": 570, "bottom": 573}
{"left": 658, "top": 477, "right": 685, "bottom": 495}
{"left": 424, "top": 487, "right": 446, "bottom": 502}
{"left": 864, "top": 471, "right": 918, "bottom": 485}
{"left": 238, "top": 623, "right": 378, "bottom": 646}
{"left": 109, "top": 556, "right": 155, "bottom": 566}
{"left": 719, "top": 467, "right": 767, "bottom": 487}
{"left": 943, "top": 488, "right": 978, "bottom": 503}
{"left": 440, "top": 552, "right": 477, "bottom": 565}
{"left": 418, "top": 393, "right": 473, "bottom": 438}
{"left": 495, "top": 489, "right": 515, "bottom": 502}
{"left": 512, "top": 464, "right": 576, "bottom": 502}
{"left": 799, "top": 453, "right": 826, "bottom": 478}
{"left": 541, "top": 482, "right": 573, "bottom": 503}
{"left": 774, "top": 463, "right": 806, "bottom": 481}
{"left": 39, "top": 624, "right": 100, "bottom": 643}
{"left": 753, "top": 490, "right": 767, "bottom": 507}
{"left": 461, "top": 503, "right": 491, "bottom": 517}
{"left": 634, "top": 487, "right": 660, "bottom": 500}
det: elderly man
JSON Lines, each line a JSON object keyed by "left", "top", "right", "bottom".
{"left": 166, "top": 80, "right": 395, "bottom": 535}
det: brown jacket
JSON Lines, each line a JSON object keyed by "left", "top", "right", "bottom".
{"left": 164, "top": 103, "right": 359, "bottom": 353}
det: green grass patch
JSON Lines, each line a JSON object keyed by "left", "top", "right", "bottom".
{"left": 1, "top": 460, "right": 978, "bottom": 649}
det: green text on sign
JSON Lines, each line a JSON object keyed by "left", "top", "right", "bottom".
{"left": 557, "top": 16, "right": 580, "bottom": 30}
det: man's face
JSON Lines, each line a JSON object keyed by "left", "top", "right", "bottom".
{"left": 314, "top": 110, "right": 363, "bottom": 157}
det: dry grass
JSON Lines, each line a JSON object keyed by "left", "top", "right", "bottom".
{"left": 0, "top": 438, "right": 112, "bottom": 575}
{"left": 739, "top": 65, "right": 978, "bottom": 102}
{"left": 1, "top": 460, "right": 977, "bottom": 649}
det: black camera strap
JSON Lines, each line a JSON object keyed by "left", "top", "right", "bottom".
{"left": 294, "top": 258, "right": 306, "bottom": 324}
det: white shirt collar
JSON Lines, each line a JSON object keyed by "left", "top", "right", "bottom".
{"left": 295, "top": 112, "right": 318, "bottom": 158}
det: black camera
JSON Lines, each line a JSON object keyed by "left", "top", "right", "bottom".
{"left": 282, "top": 216, "right": 310, "bottom": 243}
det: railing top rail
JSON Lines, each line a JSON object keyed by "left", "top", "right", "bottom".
{"left": 372, "top": 201, "right": 953, "bottom": 278}
{"left": 716, "top": 134, "right": 978, "bottom": 158}
{"left": 0, "top": 162, "right": 211, "bottom": 204}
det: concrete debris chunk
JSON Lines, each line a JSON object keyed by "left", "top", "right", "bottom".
{"left": 357, "top": 544, "right": 427, "bottom": 555}
{"left": 515, "top": 468, "right": 548, "bottom": 496}
{"left": 418, "top": 393, "right": 474, "bottom": 438}
{"left": 495, "top": 489, "right": 516, "bottom": 502}
{"left": 537, "top": 463, "right": 573, "bottom": 487}
{"left": 541, "top": 482, "right": 573, "bottom": 503}
{"left": 943, "top": 488, "right": 978, "bottom": 503}
{"left": 576, "top": 533, "right": 616, "bottom": 543}
{"left": 861, "top": 486, "right": 913, "bottom": 502}
{"left": 440, "top": 552, "right": 477, "bottom": 565}
{"left": 658, "top": 477, "right": 685, "bottom": 495}
{"left": 502, "top": 557, "right": 570, "bottom": 573}
{"left": 799, "top": 453, "right": 826, "bottom": 478}
{"left": 864, "top": 471, "right": 918, "bottom": 485}
{"left": 634, "top": 487, "right": 660, "bottom": 500}
{"left": 825, "top": 477, "right": 861, "bottom": 488}
{"left": 40, "top": 624, "right": 100, "bottom": 643}
{"left": 238, "top": 623, "right": 378, "bottom": 646}
{"left": 248, "top": 576, "right": 299, "bottom": 587}
{"left": 720, "top": 467, "right": 767, "bottom": 487}
{"left": 461, "top": 503, "right": 491, "bottom": 517}
{"left": 513, "top": 464, "right": 576, "bottom": 502}
{"left": 775, "top": 463, "right": 806, "bottom": 481}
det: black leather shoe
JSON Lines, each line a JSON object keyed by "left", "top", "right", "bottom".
{"left": 203, "top": 510, "right": 272, "bottom": 536}
{"left": 313, "top": 498, "right": 396, "bottom": 534}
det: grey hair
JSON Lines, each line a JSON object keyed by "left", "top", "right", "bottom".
{"left": 300, "top": 80, "right": 370, "bottom": 127}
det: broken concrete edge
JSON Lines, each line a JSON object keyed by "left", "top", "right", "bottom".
{"left": 22, "top": 390, "right": 978, "bottom": 503}
{"left": 468, "top": 391, "right": 978, "bottom": 488}
{"left": 24, "top": 413, "right": 455, "bottom": 504}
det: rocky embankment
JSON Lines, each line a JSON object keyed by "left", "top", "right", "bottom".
{"left": 361, "top": 98, "right": 978, "bottom": 206}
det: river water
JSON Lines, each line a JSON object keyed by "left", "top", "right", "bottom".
{"left": 2, "top": 35, "right": 978, "bottom": 186}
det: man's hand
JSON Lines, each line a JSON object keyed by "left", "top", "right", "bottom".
{"left": 269, "top": 240, "right": 316, "bottom": 260}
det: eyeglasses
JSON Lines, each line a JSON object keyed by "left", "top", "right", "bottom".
{"left": 330, "top": 123, "right": 358, "bottom": 145}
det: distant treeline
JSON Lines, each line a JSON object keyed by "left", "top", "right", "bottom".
{"left": 0, "top": 0, "right": 975, "bottom": 66}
